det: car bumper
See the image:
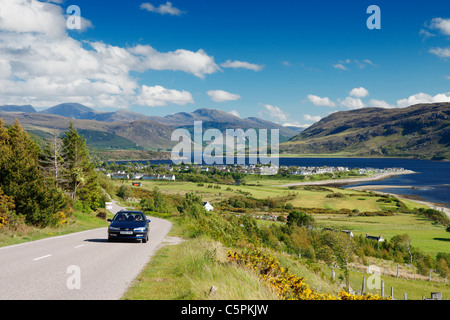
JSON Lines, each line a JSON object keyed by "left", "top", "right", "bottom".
{"left": 108, "top": 231, "right": 148, "bottom": 241}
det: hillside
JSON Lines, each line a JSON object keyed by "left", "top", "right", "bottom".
{"left": 36, "top": 104, "right": 297, "bottom": 139}
{"left": 0, "top": 105, "right": 36, "bottom": 113}
{"left": 281, "top": 103, "right": 450, "bottom": 160}
{"left": 0, "top": 112, "right": 177, "bottom": 160}
{"left": 40, "top": 103, "right": 97, "bottom": 119}
{"left": 0, "top": 104, "right": 298, "bottom": 155}
{"left": 156, "top": 108, "right": 298, "bottom": 142}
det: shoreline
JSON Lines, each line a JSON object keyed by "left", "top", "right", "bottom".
{"left": 278, "top": 170, "right": 450, "bottom": 219}
{"left": 348, "top": 185, "right": 450, "bottom": 219}
{"left": 279, "top": 170, "right": 416, "bottom": 188}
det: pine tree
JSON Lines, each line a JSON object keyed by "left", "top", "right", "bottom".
{"left": 0, "top": 119, "right": 68, "bottom": 227}
{"left": 61, "top": 121, "right": 101, "bottom": 210}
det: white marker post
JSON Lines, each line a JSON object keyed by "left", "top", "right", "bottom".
{"left": 105, "top": 202, "right": 113, "bottom": 220}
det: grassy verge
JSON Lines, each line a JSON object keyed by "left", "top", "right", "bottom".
{"left": 0, "top": 210, "right": 110, "bottom": 248}
{"left": 123, "top": 222, "right": 449, "bottom": 300}
{"left": 123, "top": 220, "right": 279, "bottom": 300}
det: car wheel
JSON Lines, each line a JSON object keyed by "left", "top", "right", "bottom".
{"left": 142, "top": 235, "right": 148, "bottom": 243}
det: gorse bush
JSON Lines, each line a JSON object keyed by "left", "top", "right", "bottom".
{"left": 227, "top": 249, "right": 388, "bottom": 300}
{"left": 414, "top": 207, "right": 450, "bottom": 227}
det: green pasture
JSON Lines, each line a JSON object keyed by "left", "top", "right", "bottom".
{"left": 314, "top": 213, "right": 450, "bottom": 255}
{"left": 115, "top": 178, "right": 448, "bottom": 255}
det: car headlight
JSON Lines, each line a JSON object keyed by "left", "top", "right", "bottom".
{"left": 134, "top": 227, "right": 147, "bottom": 232}
{"left": 109, "top": 226, "right": 120, "bottom": 231}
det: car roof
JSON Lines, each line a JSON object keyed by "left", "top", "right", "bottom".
{"left": 117, "top": 210, "right": 144, "bottom": 214}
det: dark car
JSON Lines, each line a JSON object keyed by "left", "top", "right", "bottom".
{"left": 107, "top": 211, "right": 150, "bottom": 243}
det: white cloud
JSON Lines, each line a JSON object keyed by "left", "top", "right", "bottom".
{"left": 207, "top": 90, "right": 241, "bottom": 102}
{"left": 368, "top": 99, "right": 395, "bottom": 109}
{"left": 339, "top": 97, "right": 366, "bottom": 109}
{"left": 333, "top": 63, "right": 347, "bottom": 71}
{"left": 0, "top": 0, "right": 67, "bottom": 38}
{"left": 283, "top": 121, "right": 311, "bottom": 129}
{"left": 0, "top": 0, "right": 221, "bottom": 108}
{"left": 260, "top": 104, "right": 289, "bottom": 122}
{"left": 333, "top": 59, "right": 376, "bottom": 71}
{"left": 349, "top": 87, "right": 369, "bottom": 98}
{"left": 228, "top": 110, "right": 240, "bottom": 117}
{"left": 396, "top": 92, "right": 450, "bottom": 108}
{"left": 136, "top": 85, "right": 193, "bottom": 107}
{"left": 419, "top": 29, "right": 436, "bottom": 41}
{"left": 220, "top": 60, "right": 264, "bottom": 71}
{"left": 307, "top": 94, "right": 336, "bottom": 107}
{"left": 429, "top": 47, "right": 450, "bottom": 58}
{"left": 130, "top": 45, "right": 220, "bottom": 79}
{"left": 140, "top": 2, "right": 184, "bottom": 16}
{"left": 429, "top": 18, "right": 450, "bottom": 36}
{"left": 303, "top": 114, "right": 321, "bottom": 122}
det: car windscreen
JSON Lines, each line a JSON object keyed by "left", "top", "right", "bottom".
{"left": 113, "top": 212, "right": 145, "bottom": 222}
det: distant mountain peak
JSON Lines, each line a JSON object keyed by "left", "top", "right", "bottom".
{"left": 0, "top": 104, "right": 36, "bottom": 113}
{"left": 40, "top": 103, "right": 97, "bottom": 119}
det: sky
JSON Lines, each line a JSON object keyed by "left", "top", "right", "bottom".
{"left": 0, "top": 0, "right": 450, "bottom": 128}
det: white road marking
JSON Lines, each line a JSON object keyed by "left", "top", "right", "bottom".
{"left": 74, "top": 244, "right": 85, "bottom": 249}
{"left": 33, "top": 254, "right": 52, "bottom": 261}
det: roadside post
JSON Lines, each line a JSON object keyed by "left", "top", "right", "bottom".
{"left": 105, "top": 202, "right": 113, "bottom": 220}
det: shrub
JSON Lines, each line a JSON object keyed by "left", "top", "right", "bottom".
{"left": 287, "top": 211, "right": 315, "bottom": 228}
{"left": 227, "top": 249, "right": 387, "bottom": 300}
{"left": 326, "top": 192, "right": 345, "bottom": 198}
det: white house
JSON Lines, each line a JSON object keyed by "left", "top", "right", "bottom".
{"left": 366, "top": 233, "right": 384, "bottom": 242}
{"left": 203, "top": 201, "right": 214, "bottom": 212}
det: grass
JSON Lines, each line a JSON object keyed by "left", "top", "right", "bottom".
{"left": 344, "top": 268, "right": 450, "bottom": 300}
{"left": 122, "top": 218, "right": 449, "bottom": 300}
{"left": 120, "top": 179, "right": 448, "bottom": 255}
{"left": 123, "top": 180, "right": 399, "bottom": 212}
{"left": 314, "top": 213, "right": 450, "bottom": 255}
{"left": 123, "top": 229, "right": 279, "bottom": 300}
{"left": 0, "top": 210, "right": 110, "bottom": 248}
{"left": 122, "top": 219, "right": 343, "bottom": 300}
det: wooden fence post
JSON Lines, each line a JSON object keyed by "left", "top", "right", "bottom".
{"left": 362, "top": 277, "right": 366, "bottom": 293}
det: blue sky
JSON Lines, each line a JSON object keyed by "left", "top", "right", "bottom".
{"left": 1, "top": 0, "right": 450, "bottom": 128}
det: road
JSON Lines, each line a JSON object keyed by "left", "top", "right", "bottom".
{"left": 0, "top": 201, "right": 173, "bottom": 300}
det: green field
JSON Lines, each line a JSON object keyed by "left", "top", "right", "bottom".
{"left": 120, "top": 178, "right": 448, "bottom": 256}
{"left": 314, "top": 214, "right": 449, "bottom": 255}
{"left": 125, "top": 179, "right": 428, "bottom": 213}
{"left": 113, "top": 175, "right": 450, "bottom": 300}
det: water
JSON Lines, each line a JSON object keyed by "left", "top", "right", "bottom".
{"left": 114, "top": 157, "right": 450, "bottom": 208}
{"left": 279, "top": 158, "right": 450, "bottom": 208}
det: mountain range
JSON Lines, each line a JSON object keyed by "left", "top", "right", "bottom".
{"left": 281, "top": 102, "right": 450, "bottom": 160}
{"left": 0, "top": 103, "right": 299, "bottom": 160}
{"left": 2, "top": 102, "right": 448, "bottom": 161}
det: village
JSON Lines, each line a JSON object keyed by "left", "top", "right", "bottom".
{"left": 101, "top": 162, "right": 408, "bottom": 181}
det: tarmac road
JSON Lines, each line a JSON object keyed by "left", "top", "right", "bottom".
{"left": 0, "top": 201, "right": 172, "bottom": 300}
